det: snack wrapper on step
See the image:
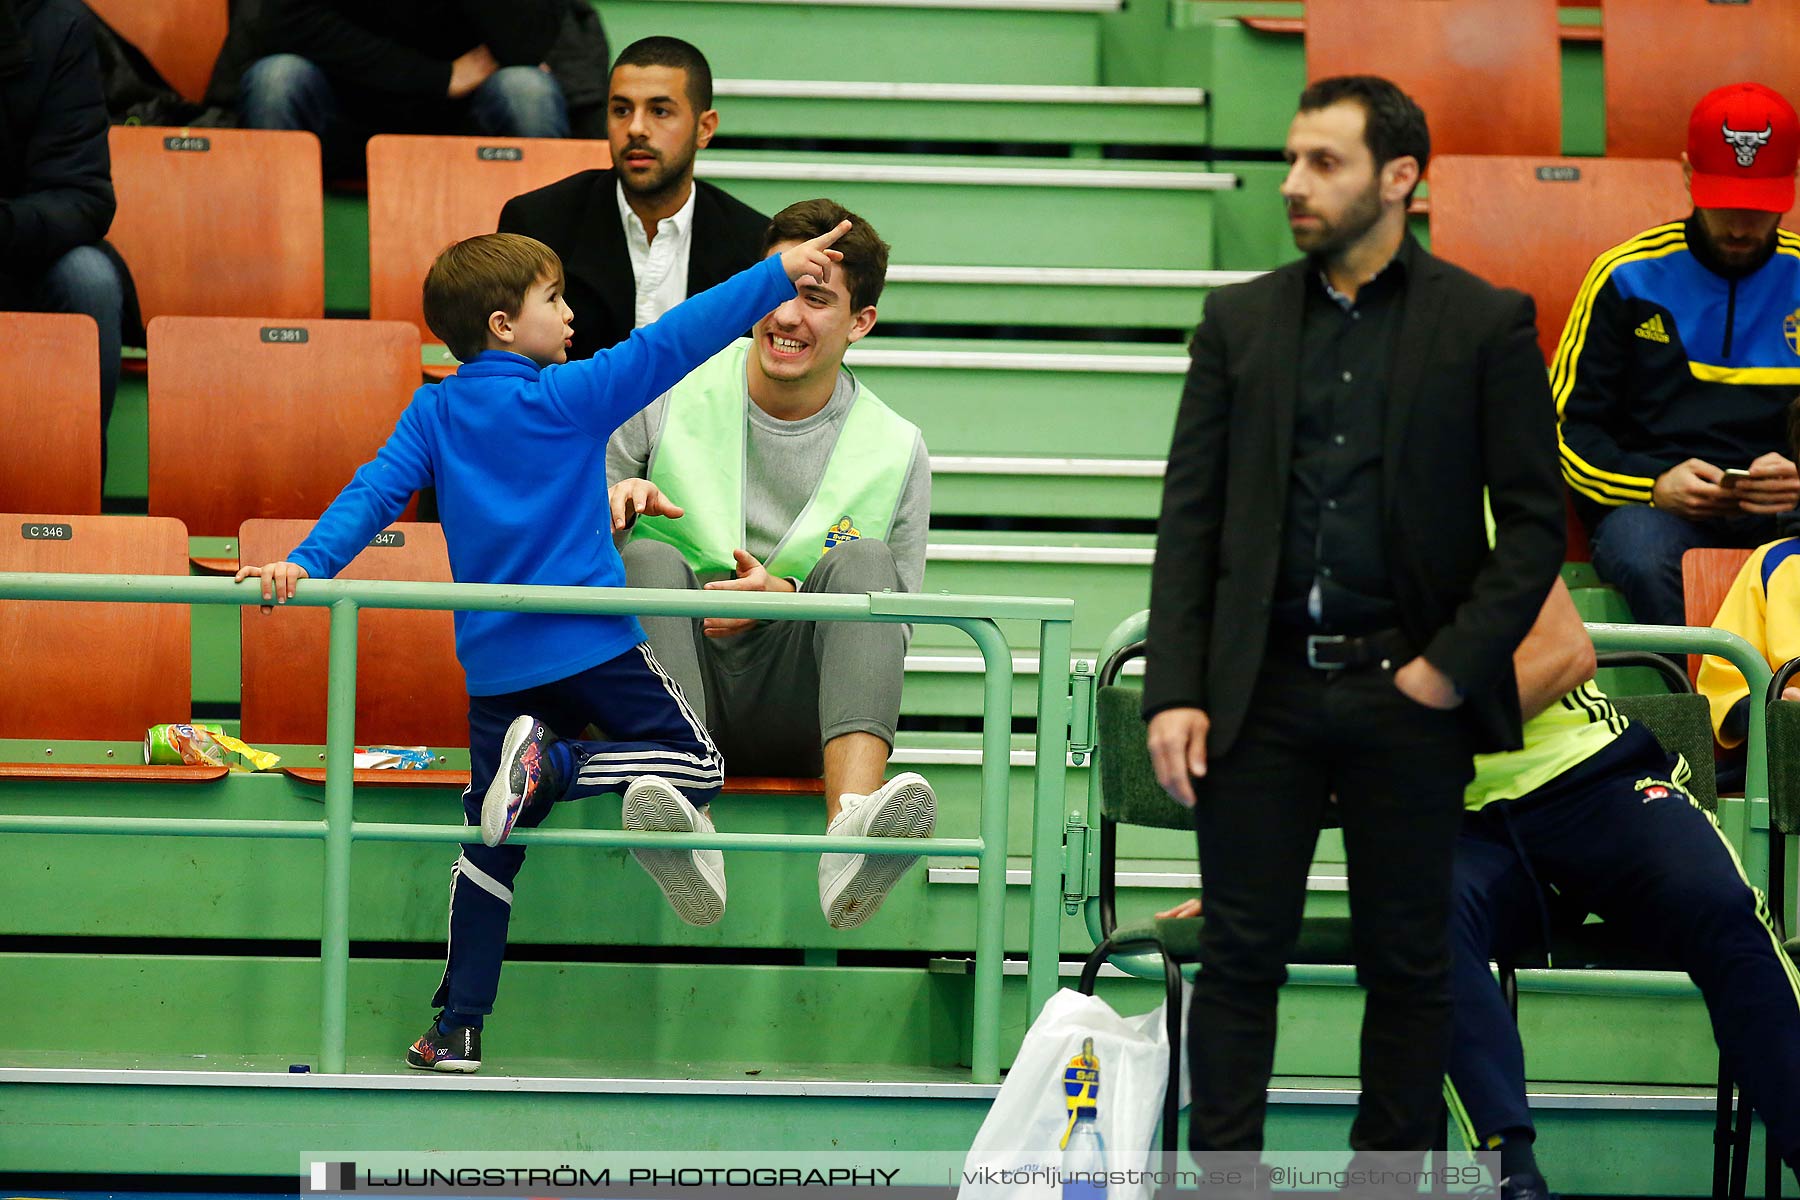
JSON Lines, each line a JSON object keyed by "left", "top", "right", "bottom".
{"left": 145, "top": 723, "right": 282, "bottom": 772}
{"left": 354, "top": 745, "right": 435, "bottom": 770}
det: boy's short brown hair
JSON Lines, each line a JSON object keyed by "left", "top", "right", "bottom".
{"left": 760, "top": 199, "right": 889, "bottom": 312}
{"left": 423, "top": 233, "right": 565, "bottom": 362}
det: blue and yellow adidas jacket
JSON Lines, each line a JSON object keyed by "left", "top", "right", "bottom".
{"left": 1554, "top": 215, "right": 1800, "bottom": 518}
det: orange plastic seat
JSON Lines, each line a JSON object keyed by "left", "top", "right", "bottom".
{"left": 109, "top": 126, "right": 324, "bottom": 326}
{"left": 366, "top": 133, "right": 612, "bottom": 366}
{"left": 238, "top": 518, "right": 467, "bottom": 787}
{"left": 1685, "top": 547, "right": 1757, "bottom": 687}
{"left": 147, "top": 317, "right": 421, "bottom": 556}
{"left": 0, "top": 513, "right": 218, "bottom": 779}
{"left": 1430, "top": 155, "right": 1689, "bottom": 564}
{"left": 1605, "top": 0, "right": 1800, "bottom": 159}
{"left": 1304, "top": 0, "right": 1562, "bottom": 157}
{"left": 84, "top": 0, "right": 228, "bottom": 103}
{"left": 1429, "top": 155, "right": 1689, "bottom": 364}
{"left": 0, "top": 313, "right": 101, "bottom": 515}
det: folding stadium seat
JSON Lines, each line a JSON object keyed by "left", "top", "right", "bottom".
{"left": 1303, "top": 0, "right": 1562, "bottom": 156}
{"left": 365, "top": 133, "right": 612, "bottom": 364}
{"left": 1428, "top": 156, "right": 1689, "bottom": 363}
{"left": 0, "top": 313, "right": 101, "bottom": 515}
{"left": 1430, "top": 156, "right": 1689, "bottom": 564}
{"left": 146, "top": 316, "right": 421, "bottom": 559}
{"left": 84, "top": 0, "right": 229, "bottom": 103}
{"left": 236, "top": 518, "right": 467, "bottom": 788}
{"left": 1684, "top": 547, "right": 1756, "bottom": 688}
{"left": 0, "top": 514, "right": 215, "bottom": 779}
{"left": 108, "top": 126, "right": 324, "bottom": 326}
{"left": 1604, "top": 0, "right": 1800, "bottom": 159}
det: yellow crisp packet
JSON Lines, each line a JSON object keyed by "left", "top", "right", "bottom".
{"left": 207, "top": 729, "right": 282, "bottom": 772}
{"left": 145, "top": 723, "right": 282, "bottom": 772}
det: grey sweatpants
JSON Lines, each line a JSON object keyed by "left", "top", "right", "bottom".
{"left": 620, "top": 536, "right": 905, "bottom": 778}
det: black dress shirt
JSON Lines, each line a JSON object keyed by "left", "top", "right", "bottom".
{"left": 1273, "top": 248, "right": 1409, "bottom": 633}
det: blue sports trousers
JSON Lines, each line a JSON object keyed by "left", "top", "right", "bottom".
{"left": 430, "top": 642, "right": 721, "bottom": 1020}
{"left": 1449, "top": 722, "right": 1800, "bottom": 1169}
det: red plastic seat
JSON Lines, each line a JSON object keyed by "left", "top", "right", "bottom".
{"left": 109, "top": 126, "right": 324, "bottom": 326}
{"left": 0, "top": 313, "right": 101, "bottom": 515}
{"left": 1605, "top": 0, "right": 1800, "bottom": 159}
{"left": 1685, "top": 547, "right": 1757, "bottom": 687}
{"left": 84, "top": 0, "right": 228, "bottom": 104}
{"left": 366, "top": 134, "right": 611, "bottom": 368}
{"left": 1304, "top": 0, "right": 1562, "bottom": 156}
{"left": 238, "top": 518, "right": 467, "bottom": 788}
{"left": 0, "top": 513, "right": 217, "bottom": 779}
{"left": 1429, "top": 155, "right": 1689, "bottom": 364}
{"left": 147, "top": 317, "right": 421, "bottom": 559}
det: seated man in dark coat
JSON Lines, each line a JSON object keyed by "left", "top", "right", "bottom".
{"left": 499, "top": 37, "right": 766, "bottom": 359}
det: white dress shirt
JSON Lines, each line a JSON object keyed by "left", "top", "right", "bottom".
{"left": 616, "top": 181, "right": 697, "bottom": 329}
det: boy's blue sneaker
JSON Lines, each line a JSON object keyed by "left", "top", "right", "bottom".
{"left": 480, "top": 715, "right": 562, "bottom": 847}
{"left": 405, "top": 1020, "right": 481, "bottom": 1073}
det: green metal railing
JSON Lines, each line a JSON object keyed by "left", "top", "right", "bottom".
{"left": 1586, "top": 623, "right": 1772, "bottom": 888}
{"left": 0, "top": 572, "right": 1076, "bottom": 1082}
{"left": 1075, "top": 611, "right": 1777, "bottom": 987}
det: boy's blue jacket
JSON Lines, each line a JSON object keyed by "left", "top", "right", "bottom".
{"left": 287, "top": 253, "right": 794, "bottom": 696}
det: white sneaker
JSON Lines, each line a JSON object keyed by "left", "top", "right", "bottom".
{"left": 622, "top": 776, "right": 726, "bottom": 926}
{"left": 819, "top": 772, "right": 936, "bottom": 929}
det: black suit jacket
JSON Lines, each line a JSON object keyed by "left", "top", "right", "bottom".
{"left": 497, "top": 168, "right": 769, "bottom": 360}
{"left": 1142, "top": 237, "right": 1566, "bottom": 757}
{"left": 0, "top": 0, "right": 114, "bottom": 282}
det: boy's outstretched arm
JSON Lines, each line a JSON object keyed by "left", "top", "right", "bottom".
{"left": 232, "top": 406, "right": 433, "bottom": 611}
{"left": 545, "top": 220, "right": 853, "bottom": 441}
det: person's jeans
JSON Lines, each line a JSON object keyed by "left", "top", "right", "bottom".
{"left": 238, "top": 54, "right": 336, "bottom": 137}
{"left": 240, "top": 54, "right": 570, "bottom": 173}
{"left": 464, "top": 65, "right": 569, "bottom": 139}
{"left": 1588, "top": 503, "right": 1781, "bottom": 626}
{"left": 30, "top": 244, "right": 124, "bottom": 474}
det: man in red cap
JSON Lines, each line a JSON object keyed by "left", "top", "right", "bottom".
{"left": 1558, "top": 81, "right": 1800, "bottom": 628}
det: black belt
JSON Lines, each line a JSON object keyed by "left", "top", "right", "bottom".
{"left": 1272, "top": 625, "right": 1412, "bottom": 672}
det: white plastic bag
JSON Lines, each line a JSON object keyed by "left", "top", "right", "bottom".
{"left": 959, "top": 987, "right": 1170, "bottom": 1200}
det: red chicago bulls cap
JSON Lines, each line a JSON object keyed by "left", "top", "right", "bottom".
{"left": 1688, "top": 82, "right": 1800, "bottom": 212}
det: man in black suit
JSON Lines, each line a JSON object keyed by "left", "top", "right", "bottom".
{"left": 1143, "top": 76, "right": 1565, "bottom": 1165}
{"left": 498, "top": 37, "right": 767, "bottom": 359}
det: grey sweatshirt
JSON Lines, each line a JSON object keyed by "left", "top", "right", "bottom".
{"left": 607, "top": 366, "right": 932, "bottom": 596}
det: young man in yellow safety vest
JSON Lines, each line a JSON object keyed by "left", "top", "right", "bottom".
{"left": 607, "top": 198, "right": 935, "bottom": 930}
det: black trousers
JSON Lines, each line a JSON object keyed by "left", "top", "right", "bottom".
{"left": 1188, "top": 644, "right": 1473, "bottom": 1152}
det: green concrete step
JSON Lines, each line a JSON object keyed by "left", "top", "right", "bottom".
{"left": 711, "top": 79, "right": 1208, "bottom": 148}
{"left": 599, "top": 0, "right": 1110, "bottom": 86}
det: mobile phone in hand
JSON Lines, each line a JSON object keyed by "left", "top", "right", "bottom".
{"left": 1721, "top": 468, "right": 1754, "bottom": 485}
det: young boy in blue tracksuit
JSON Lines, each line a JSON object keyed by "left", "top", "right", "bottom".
{"left": 236, "top": 223, "right": 851, "bottom": 1072}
